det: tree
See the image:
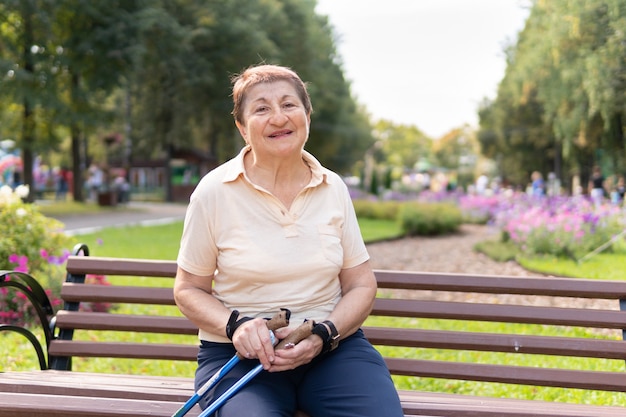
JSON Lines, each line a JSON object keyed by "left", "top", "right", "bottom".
{"left": 478, "top": 0, "right": 626, "bottom": 190}
{"left": 0, "top": 0, "right": 56, "bottom": 201}
{"left": 51, "top": 0, "right": 142, "bottom": 201}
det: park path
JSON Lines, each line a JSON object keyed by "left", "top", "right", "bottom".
{"left": 366, "top": 223, "right": 535, "bottom": 276}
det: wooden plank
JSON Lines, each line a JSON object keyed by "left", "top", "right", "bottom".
{"left": 48, "top": 340, "right": 198, "bottom": 361}
{"left": 372, "top": 298, "right": 626, "bottom": 328}
{"left": 374, "top": 270, "right": 626, "bottom": 299}
{"left": 66, "top": 256, "right": 177, "bottom": 278}
{"left": 385, "top": 358, "right": 626, "bottom": 392}
{"left": 0, "top": 392, "right": 200, "bottom": 417}
{"left": 397, "top": 390, "right": 626, "bottom": 417}
{"left": 0, "top": 371, "right": 194, "bottom": 402}
{"left": 60, "top": 284, "right": 175, "bottom": 305}
{"left": 0, "top": 386, "right": 621, "bottom": 417}
{"left": 65, "top": 257, "right": 626, "bottom": 301}
{"left": 363, "top": 327, "right": 626, "bottom": 360}
{"left": 54, "top": 311, "right": 198, "bottom": 334}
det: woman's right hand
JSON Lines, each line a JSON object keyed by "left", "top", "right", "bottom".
{"left": 232, "top": 318, "right": 279, "bottom": 370}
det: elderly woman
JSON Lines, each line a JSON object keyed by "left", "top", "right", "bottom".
{"left": 174, "top": 64, "right": 403, "bottom": 416}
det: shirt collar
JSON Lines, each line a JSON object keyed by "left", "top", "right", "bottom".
{"left": 222, "top": 145, "right": 331, "bottom": 186}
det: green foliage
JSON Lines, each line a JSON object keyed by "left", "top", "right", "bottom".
{"left": 0, "top": 186, "right": 73, "bottom": 326}
{"left": 353, "top": 199, "right": 463, "bottom": 237}
{"left": 352, "top": 199, "right": 401, "bottom": 221}
{"left": 0, "top": 0, "right": 374, "bottom": 202}
{"left": 0, "top": 187, "right": 71, "bottom": 274}
{"left": 478, "top": 0, "right": 626, "bottom": 189}
{"left": 398, "top": 202, "right": 462, "bottom": 236}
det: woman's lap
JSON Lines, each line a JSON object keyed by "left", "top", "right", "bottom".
{"left": 196, "top": 330, "right": 402, "bottom": 417}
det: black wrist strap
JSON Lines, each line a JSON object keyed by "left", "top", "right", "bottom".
{"left": 312, "top": 320, "right": 340, "bottom": 354}
{"left": 225, "top": 310, "right": 253, "bottom": 340}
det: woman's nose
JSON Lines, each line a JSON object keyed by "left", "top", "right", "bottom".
{"left": 269, "top": 108, "right": 288, "bottom": 124}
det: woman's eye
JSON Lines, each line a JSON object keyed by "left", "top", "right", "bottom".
{"left": 254, "top": 106, "right": 269, "bottom": 113}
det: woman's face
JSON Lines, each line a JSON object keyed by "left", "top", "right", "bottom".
{"left": 236, "top": 80, "right": 311, "bottom": 161}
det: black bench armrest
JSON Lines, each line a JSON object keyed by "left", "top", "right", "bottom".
{"left": 0, "top": 271, "right": 55, "bottom": 369}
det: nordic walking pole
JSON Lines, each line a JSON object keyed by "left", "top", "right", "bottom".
{"left": 171, "top": 309, "right": 291, "bottom": 417}
{"left": 198, "top": 320, "right": 314, "bottom": 417}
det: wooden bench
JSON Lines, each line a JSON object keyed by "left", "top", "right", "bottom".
{"left": 2, "top": 243, "right": 626, "bottom": 416}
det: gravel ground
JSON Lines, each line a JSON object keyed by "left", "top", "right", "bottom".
{"left": 366, "top": 223, "right": 534, "bottom": 276}
{"left": 365, "top": 224, "right": 616, "bottom": 313}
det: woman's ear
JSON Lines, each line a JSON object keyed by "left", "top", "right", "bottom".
{"left": 235, "top": 120, "right": 247, "bottom": 142}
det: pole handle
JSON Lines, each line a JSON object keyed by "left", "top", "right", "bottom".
{"left": 275, "top": 319, "right": 314, "bottom": 350}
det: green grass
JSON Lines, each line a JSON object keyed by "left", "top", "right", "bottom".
{"left": 3, "top": 218, "right": 626, "bottom": 406}
{"left": 476, "top": 234, "right": 626, "bottom": 281}
{"left": 517, "top": 253, "right": 626, "bottom": 280}
{"left": 36, "top": 200, "right": 133, "bottom": 217}
{"left": 71, "top": 222, "right": 183, "bottom": 260}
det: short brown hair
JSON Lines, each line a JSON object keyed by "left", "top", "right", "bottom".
{"left": 231, "top": 64, "right": 313, "bottom": 123}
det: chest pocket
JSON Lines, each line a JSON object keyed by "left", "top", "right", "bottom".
{"left": 318, "top": 224, "right": 343, "bottom": 267}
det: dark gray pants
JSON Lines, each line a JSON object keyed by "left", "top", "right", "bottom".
{"left": 196, "top": 329, "right": 403, "bottom": 417}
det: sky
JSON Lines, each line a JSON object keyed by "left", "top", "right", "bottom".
{"left": 315, "top": 0, "right": 532, "bottom": 138}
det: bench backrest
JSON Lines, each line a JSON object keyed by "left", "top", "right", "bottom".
{"left": 49, "top": 251, "right": 626, "bottom": 395}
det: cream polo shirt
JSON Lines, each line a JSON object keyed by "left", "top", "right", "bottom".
{"left": 177, "top": 146, "right": 370, "bottom": 343}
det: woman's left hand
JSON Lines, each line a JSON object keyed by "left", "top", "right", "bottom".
{"left": 266, "top": 328, "right": 323, "bottom": 372}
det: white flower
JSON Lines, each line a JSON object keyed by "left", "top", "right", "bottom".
{"left": 15, "top": 207, "right": 27, "bottom": 217}
{"left": 0, "top": 185, "right": 15, "bottom": 205}
{"left": 15, "top": 184, "right": 30, "bottom": 199}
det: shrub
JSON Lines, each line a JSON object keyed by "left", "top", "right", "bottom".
{"left": 353, "top": 199, "right": 401, "bottom": 220}
{"left": 0, "top": 185, "right": 71, "bottom": 275}
{"left": 496, "top": 196, "right": 625, "bottom": 259}
{"left": 0, "top": 185, "right": 72, "bottom": 327}
{"left": 398, "top": 202, "right": 462, "bottom": 236}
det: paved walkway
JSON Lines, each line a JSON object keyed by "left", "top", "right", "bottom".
{"left": 51, "top": 201, "right": 188, "bottom": 236}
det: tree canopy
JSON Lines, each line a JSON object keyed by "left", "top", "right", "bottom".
{"left": 479, "top": 0, "right": 626, "bottom": 189}
{"left": 0, "top": 0, "right": 375, "bottom": 200}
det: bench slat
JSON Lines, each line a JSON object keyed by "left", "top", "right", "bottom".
{"left": 1, "top": 384, "right": 623, "bottom": 417}
{"left": 0, "top": 392, "right": 200, "bottom": 417}
{"left": 61, "top": 283, "right": 175, "bottom": 305}
{"left": 375, "top": 270, "right": 626, "bottom": 299}
{"left": 55, "top": 311, "right": 197, "bottom": 334}
{"left": 0, "top": 370, "right": 194, "bottom": 402}
{"left": 65, "top": 256, "right": 626, "bottom": 300}
{"left": 363, "top": 327, "right": 626, "bottom": 360}
{"left": 373, "top": 298, "right": 626, "bottom": 328}
{"left": 385, "top": 358, "right": 626, "bottom": 392}
{"left": 397, "top": 390, "right": 626, "bottom": 417}
{"left": 49, "top": 340, "right": 198, "bottom": 361}
{"left": 67, "top": 256, "right": 177, "bottom": 277}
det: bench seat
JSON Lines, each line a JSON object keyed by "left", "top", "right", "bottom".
{"left": 1, "top": 372, "right": 626, "bottom": 417}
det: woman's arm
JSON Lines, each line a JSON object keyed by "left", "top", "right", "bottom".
{"left": 174, "top": 267, "right": 229, "bottom": 335}
{"left": 174, "top": 267, "right": 279, "bottom": 369}
{"left": 328, "top": 260, "right": 377, "bottom": 339}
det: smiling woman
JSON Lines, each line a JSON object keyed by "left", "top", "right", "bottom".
{"left": 173, "top": 63, "right": 404, "bottom": 416}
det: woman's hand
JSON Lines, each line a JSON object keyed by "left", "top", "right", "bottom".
{"left": 231, "top": 318, "right": 280, "bottom": 370}
{"left": 263, "top": 327, "right": 323, "bottom": 372}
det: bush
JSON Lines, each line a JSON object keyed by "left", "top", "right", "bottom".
{"left": 398, "top": 202, "right": 462, "bottom": 236}
{"left": 353, "top": 199, "right": 401, "bottom": 220}
{"left": 497, "top": 197, "right": 625, "bottom": 259}
{"left": 0, "top": 185, "right": 72, "bottom": 326}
